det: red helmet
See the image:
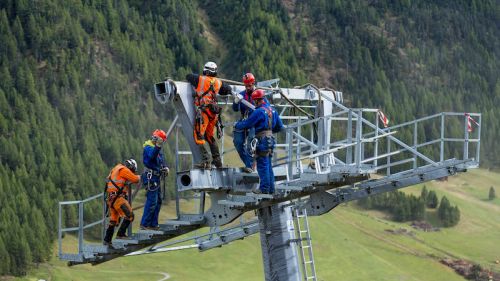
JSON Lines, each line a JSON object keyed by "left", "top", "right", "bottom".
{"left": 152, "top": 129, "right": 167, "bottom": 141}
{"left": 242, "top": 73, "right": 255, "bottom": 86}
{"left": 251, "top": 89, "right": 265, "bottom": 100}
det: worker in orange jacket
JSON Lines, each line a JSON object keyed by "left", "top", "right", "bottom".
{"left": 103, "top": 159, "right": 140, "bottom": 246}
{"left": 186, "top": 61, "right": 232, "bottom": 169}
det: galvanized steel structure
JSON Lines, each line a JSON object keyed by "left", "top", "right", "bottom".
{"left": 58, "top": 78, "right": 481, "bottom": 281}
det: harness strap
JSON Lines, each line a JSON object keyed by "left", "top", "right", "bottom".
{"left": 256, "top": 130, "right": 273, "bottom": 138}
{"left": 107, "top": 171, "right": 125, "bottom": 208}
{"left": 262, "top": 107, "right": 273, "bottom": 130}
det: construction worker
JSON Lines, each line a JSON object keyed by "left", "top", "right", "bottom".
{"left": 233, "top": 73, "right": 256, "bottom": 173}
{"left": 140, "top": 129, "right": 169, "bottom": 230}
{"left": 235, "top": 89, "right": 283, "bottom": 194}
{"left": 186, "top": 61, "right": 232, "bottom": 169}
{"left": 103, "top": 159, "right": 140, "bottom": 246}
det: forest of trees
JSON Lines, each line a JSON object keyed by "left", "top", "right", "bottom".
{"left": 357, "top": 186, "right": 460, "bottom": 226}
{"left": 0, "top": 0, "right": 498, "bottom": 276}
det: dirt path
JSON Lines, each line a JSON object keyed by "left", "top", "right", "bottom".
{"left": 336, "top": 208, "right": 460, "bottom": 261}
{"left": 335, "top": 211, "right": 425, "bottom": 257}
{"left": 156, "top": 272, "right": 171, "bottom": 281}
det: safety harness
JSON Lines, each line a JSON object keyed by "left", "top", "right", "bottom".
{"left": 194, "top": 77, "right": 223, "bottom": 141}
{"left": 195, "top": 77, "right": 221, "bottom": 115}
{"left": 144, "top": 168, "right": 168, "bottom": 201}
{"left": 144, "top": 168, "right": 161, "bottom": 191}
{"left": 103, "top": 167, "right": 126, "bottom": 217}
{"left": 251, "top": 106, "right": 274, "bottom": 157}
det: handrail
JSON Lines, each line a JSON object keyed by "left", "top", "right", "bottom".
{"left": 58, "top": 192, "right": 105, "bottom": 257}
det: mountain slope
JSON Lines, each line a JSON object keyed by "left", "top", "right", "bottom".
{"left": 1, "top": 0, "right": 499, "bottom": 276}
{"left": 19, "top": 169, "right": 500, "bottom": 281}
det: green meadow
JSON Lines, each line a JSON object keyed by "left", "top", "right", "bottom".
{"left": 17, "top": 168, "right": 500, "bottom": 281}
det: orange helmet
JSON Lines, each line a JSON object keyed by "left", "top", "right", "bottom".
{"left": 251, "top": 89, "right": 265, "bottom": 100}
{"left": 242, "top": 73, "right": 255, "bottom": 86}
{"left": 152, "top": 129, "right": 167, "bottom": 141}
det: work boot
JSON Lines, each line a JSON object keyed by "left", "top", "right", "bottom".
{"left": 103, "top": 226, "right": 115, "bottom": 246}
{"left": 116, "top": 220, "right": 131, "bottom": 239}
{"left": 212, "top": 157, "right": 223, "bottom": 169}
{"left": 242, "top": 167, "right": 254, "bottom": 173}
{"left": 251, "top": 186, "right": 262, "bottom": 194}
{"left": 194, "top": 162, "right": 210, "bottom": 169}
{"left": 208, "top": 139, "right": 222, "bottom": 168}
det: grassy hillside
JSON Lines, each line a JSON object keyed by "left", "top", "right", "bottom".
{"left": 1, "top": 0, "right": 499, "bottom": 277}
{"left": 16, "top": 169, "right": 500, "bottom": 281}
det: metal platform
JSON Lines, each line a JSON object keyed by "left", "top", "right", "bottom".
{"left": 58, "top": 78, "right": 481, "bottom": 280}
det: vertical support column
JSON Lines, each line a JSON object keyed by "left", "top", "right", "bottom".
{"left": 476, "top": 114, "right": 481, "bottom": 162}
{"left": 58, "top": 203, "right": 62, "bottom": 257}
{"left": 413, "top": 122, "right": 418, "bottom": 169}
{"left": 128, "top": 194, "right": 132, "bottom": 236}
{"left": 464, "top": 114, "right": 469, "bottom": 160}
{"left": 287, "top": 128, "right": 294, "bottom": 181}
{"left": 102, "top": 198, "right": 107, "bottom": 241}
{"left": 355, "top": 110, "right": 363, "bottom": 169}
{"left": 198, "top": 192, "right": 206, "bottom": 214}
{"left": 296, "top": 118, "right": 302, "bottom": 176}
{"left": 347, "top": 110, "right": 353, "bottom": 164}
{"left": 221, "top": 125, "right": 225, "bottom": 165}
{"left": 175, "top": 126, "right": 180, "bottom": 219}
{"left": 440, "top": 113, "right": 445, "bottom": 162}
{"left": 78, "top": 202, "right": 84, "bottom": 254}
{"left": 258, "top": 203, "right": 301, "bottom": 281}
{"left": 386, "top": 128, "right": 391, "bottom": 176}
{"left": 374, "top": 113, "right": 379, "bottom": 167}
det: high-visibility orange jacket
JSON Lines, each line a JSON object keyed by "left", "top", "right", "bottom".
{"left": 193, "top": 75, "right": 222, "bottom": 116}
{"left": 106, "top": 164, "right": 140, "bottom": 196}
{"left": 186, "top": 73, "right": 232, "bottom": 116}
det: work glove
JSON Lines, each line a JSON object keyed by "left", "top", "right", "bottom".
{"left": 160, "top": 166, "right": 169, "bottom": 176}
{"left": 234, "top": 93, "right": 242, "bottom": 104}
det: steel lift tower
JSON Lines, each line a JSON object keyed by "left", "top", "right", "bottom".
{"left": 58, "top": 78, "right": 481, "bottom": 281}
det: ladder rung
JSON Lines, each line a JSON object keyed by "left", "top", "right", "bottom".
{"left": 307, "top": 277, "right": 316, "bottom": 280}
{"left": 300, "top": 230, "right": 308, "bottom": 233}
{"left": 302, "top": 246, "right": 310, "bottom": 249}
{"left": 305, "top": 261, "right": 313, "bottom": 264}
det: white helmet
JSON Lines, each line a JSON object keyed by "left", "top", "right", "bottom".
{"left": 203, "top": 61, "right": 218, "bottom": 76}
{"left": 124, "top": 159, "right": 138, "bottom": 172}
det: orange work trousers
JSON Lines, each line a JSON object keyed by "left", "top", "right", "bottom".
{"left": 194, "top": 111, "right": 218, "bottom": 145}
{"left": 108, "top": 196, "right": 134, "bottom": 226}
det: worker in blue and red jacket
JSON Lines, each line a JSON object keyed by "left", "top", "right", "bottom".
{"left": 232, "top": 73, "right": 256, "bottom": 173}
{"left": 141, "top": 129, "right": 169, "bottom": 230}
{"left": 235, "top": 89, "right": 283, "bottom": 194}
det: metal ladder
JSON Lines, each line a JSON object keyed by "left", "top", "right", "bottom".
{"left": 294, "top": 208, "right": 318, "bottom": 281}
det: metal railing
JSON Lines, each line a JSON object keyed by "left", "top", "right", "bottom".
{"left": 263, "top": 104, "right": 480, "bottom": 181}
{"left": 58, "top": 193, "right": 105, "bottom": 258}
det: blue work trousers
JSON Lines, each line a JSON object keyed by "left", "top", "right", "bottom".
{"left": 233, "top": 128, "right": 255, "bottom": 168}
{"left": 141, "top": 181, "right": 162, "bottom": 227}
{"left": 255, "top": 136, "right": 275, "bottom": 193}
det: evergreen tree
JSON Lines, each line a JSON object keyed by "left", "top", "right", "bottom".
{"left": 489, "top": 186, "right": 496, "bottom": 200}
{"left": 0, "top": 236, "right": 10, "bottom": 275}
{"left": 426, "top": 190, "right": 439, "bottom": 208}
{"left": 421, "top": 185, "right": 428, "bottom": 204}
{"left": 438, "top": 196, "right": 460, "bottom": 227}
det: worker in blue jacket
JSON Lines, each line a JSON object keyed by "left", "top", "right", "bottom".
{"left": 141, "top": 129, "right": 169, "bottom": 230}
{"left": 234, "top": 89, "right": 284, "bottom": 194}
{"left": 232, "top": 73, "right": 256, "bottom": 173}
